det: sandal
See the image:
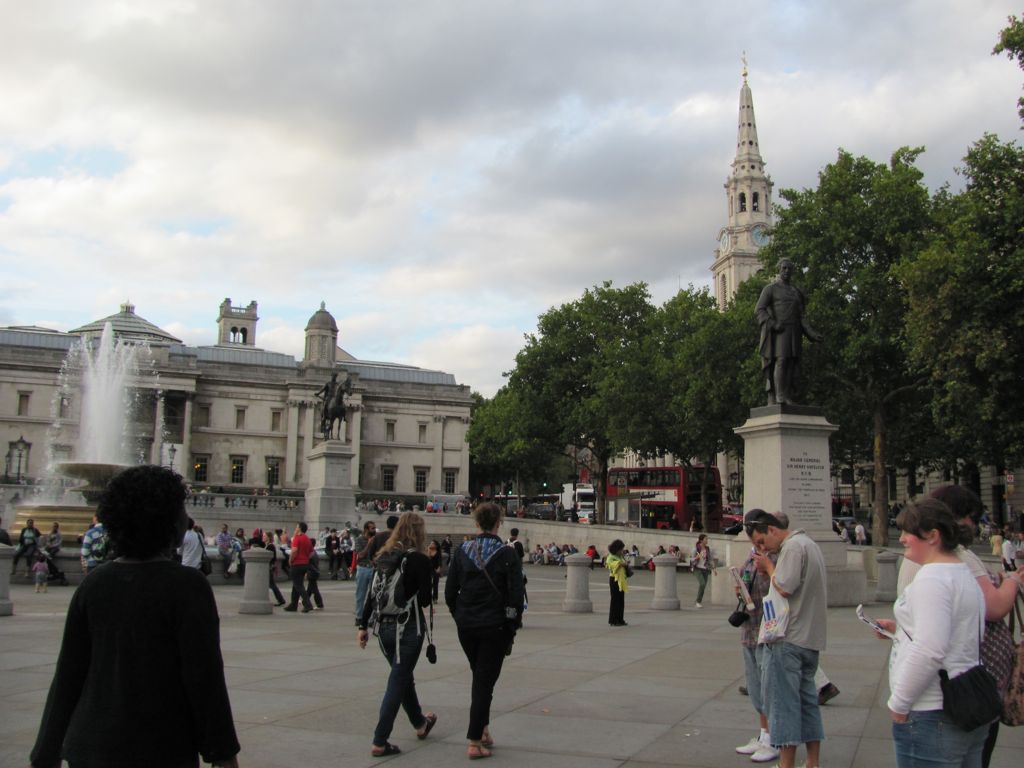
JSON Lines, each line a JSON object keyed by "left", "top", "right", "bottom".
{"left": 467, "top": 743, "right": 492, "bottom": 760}
{"left": 417, "top": 713, "right": 438, "bottom": 740}
{"left": 371, "top": 743, "right": 401, "bottom": 757}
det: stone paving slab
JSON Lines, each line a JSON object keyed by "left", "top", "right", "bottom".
{"left": 1, "top": 565, "right": 1022, "bottom": 768}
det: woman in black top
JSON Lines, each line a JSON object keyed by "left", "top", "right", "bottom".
{"left": 427, "top": 539, "right": 442, "bottom": 602}
{"left": 356, "top": 512, "right": 437, "bottom": 757}
{"left": 30, "top": 465, "right": 239, "bottom": 768}
{"left": 445, "top": 502, "right": 526, "bottom": 759}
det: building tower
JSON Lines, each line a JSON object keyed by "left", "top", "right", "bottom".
{"left": 217, "top": 299, "right": 258, "bottom": 346}
{"left": 304, "top": 301, "right": 338, "bottom": 368}
{"left": 711, "top": 61, "right": 774, "bottom": 309}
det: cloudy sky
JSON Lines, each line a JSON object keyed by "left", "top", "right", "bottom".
{"left": 1, "top": 1, "right": 1021, "bottom": 396}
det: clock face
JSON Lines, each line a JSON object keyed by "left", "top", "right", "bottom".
{"left": 751, "top": 225, "right": 770, "bottom": 247}
{"left": 720, "top": 232, "right": 730, "bottom": 251}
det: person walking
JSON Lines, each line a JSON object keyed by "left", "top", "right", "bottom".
{"left": 29, "top": 465, "right": 239, "bottom": 768}
{"left": 691, "top": 533, "right": 716, "bottom": 608}
{"left": 261, "top": 530, "right": 286, "bottom": 606}
{"left": 357, "top": 512, "right": 437, "bottom": 757}
{"left": 445, "top": 502, "right": 525, "bottom": 759}
{"left": 353, "top": 519, "right": 378, "bottom": 623}
{"left": 877, "top": 499, "right": 990, "bottom": 768}
{"left": 306, "top": 550, "right": 325, "bottom": 610}
{"left": 605, "top": 539, "right": 629, "bottom": 627}
{"left": 284, "top": 522, "right": 314, "bottom": 613}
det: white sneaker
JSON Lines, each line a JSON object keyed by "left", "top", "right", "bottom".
{"left": 735, "top": 737, "right": 761, "bottom": 755}
{"left": 695, "top": 602, "right": 703, "bottom": 608}
{"left": 750, "top": 745, "right": 779, "bottom": 763}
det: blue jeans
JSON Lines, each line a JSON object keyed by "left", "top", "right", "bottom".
{"left": 892, "top": 710, "right": 987, "bottom": 768}
{"left": 761, "top": 641, "right": 823, "bottom": 747}
{"left": 373, "top": 620, "right": 427, "bottom": 747}
{"left": 742, "top": 644, "right": 765, "bottom": 716}
{"left": 355, "top": 565, "right": 374, "bottom": 621}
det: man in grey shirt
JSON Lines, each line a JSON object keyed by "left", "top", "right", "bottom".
{"left": 749, "top": 511, "right": 827, "bottom": 768}
{"left": 179, "top": 517, "right": 205, "bottom": 569}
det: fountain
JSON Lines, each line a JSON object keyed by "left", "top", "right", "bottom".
{"left": 13, "top": 322, "right": 150, "bottom": 538}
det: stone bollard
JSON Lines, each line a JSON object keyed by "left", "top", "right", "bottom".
{"left": 0, "top": 545, "right": 13, "bottom": 616}
{"left": 651, "top": 554, "right": 681, "bottom": 610}
{"left": 238, "top": 547, "right": 273, "bottom": 615}
{"left": 875, "top": 550, "right": 901, "bottom": 603}
{"left": 562, "top": 553, "right": 593, "bottom": 613}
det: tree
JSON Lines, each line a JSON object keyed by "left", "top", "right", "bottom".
{"left": 766, "top": 147, "right": 935, "bottom": 544}
{"left": 508, "top": 281, "right": 656, "bottom": 523}
{"left": 900, "top": 134, "right": 1024, "bottom": 471}
{"left": 994, "top": 14, "right": 1024, "bottom": 121}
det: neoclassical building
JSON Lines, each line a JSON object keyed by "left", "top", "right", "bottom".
{"left": 0, "top": 300, "right": 473, "bottom": 501}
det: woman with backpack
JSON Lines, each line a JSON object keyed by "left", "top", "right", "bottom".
{"left": 356, "top": 512, "right": 437, "bottom": 757}
{"left": 445, "top": 502, "right": 525, "bottom": 759}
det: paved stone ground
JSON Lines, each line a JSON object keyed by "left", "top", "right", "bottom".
{"left": 1, "top": 566, "right": 1021, "bottom": 768}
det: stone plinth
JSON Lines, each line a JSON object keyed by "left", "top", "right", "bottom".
{"left": 650, "top": 554, "right": 680, "bottom": 610}
{"left": 875, "top": 550, "right": 901, "bottom": 603}
{"left": 0, "top": 545, "right": 13, "bottom": 616}
{"left": 304, "top": 440, "right": 356, "bottom": 532}
{"left": 734, "top": 404, "right": 867, "bottom": 607}
{"left": 239, "top": 547, "right": 273, "bottom": 615}
{"left": 562, "top": 554, "right": 593, "bottom": 613}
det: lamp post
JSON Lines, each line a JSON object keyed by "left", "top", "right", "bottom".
{"left": 3, "top": 449, "right": 10, "bottom": 484}
{"left": 14, "top": 435, "right": 29, "bottom": 483}
{"left": 168, "top": 444, "right": 177, "bottom": 471}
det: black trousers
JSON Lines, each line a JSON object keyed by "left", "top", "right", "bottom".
{"left": 268, "top": 568, "right": 285, "bottom": 604}
{"left": 288, "top": 564, "right": 312, "bottom": 610}
{"left": 608, "top": 578, "right": 625, "bottom": 624}
{"left": 457, "top": 624, "right": 514, "bottom": 741}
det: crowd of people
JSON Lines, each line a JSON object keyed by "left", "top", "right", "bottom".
{"left": 15, "top": 466, "right": 1024, "bottom": 768}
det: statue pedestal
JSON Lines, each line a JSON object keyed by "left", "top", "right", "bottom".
{"left": 304, "top": 440, "right": 356, "bottom": 532}
{"left": 720, "top": 405, "right": 866, "bottom": 607}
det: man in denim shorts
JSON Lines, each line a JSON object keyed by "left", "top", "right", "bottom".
{"left": 749, "top": 511, "right": 827, "bottom": 768}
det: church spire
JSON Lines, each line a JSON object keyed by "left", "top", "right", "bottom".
{"left": 733, "top": 53, "right": 764, "bottom": 175}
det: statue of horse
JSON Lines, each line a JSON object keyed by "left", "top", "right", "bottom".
{"left": 323, "top": 376, "right": 350, "bottom": 439}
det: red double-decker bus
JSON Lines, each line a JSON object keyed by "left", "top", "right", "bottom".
{"left": 606, "top": 465, "right": 724, "bottom": 532}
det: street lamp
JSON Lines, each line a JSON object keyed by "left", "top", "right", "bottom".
{"left": 168, "top": 444, "right": 177, "bottom": 470}
{"left": 13, "top": 435, "right": 29, "bottom": 483}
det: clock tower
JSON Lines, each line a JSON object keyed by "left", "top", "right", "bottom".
{"left": 711, "top": 60, "right": 774, "bottom": 309}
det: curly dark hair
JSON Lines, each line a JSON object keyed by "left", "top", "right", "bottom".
{"left": 97, "top": 465, "right": 187, "bottom": 559}
{"left": 608, "top": 539, "right": 625, "bottom": 556}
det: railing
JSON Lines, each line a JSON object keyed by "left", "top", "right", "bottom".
{"left": 189, "top": 493, "right": 304, "bottom": 514}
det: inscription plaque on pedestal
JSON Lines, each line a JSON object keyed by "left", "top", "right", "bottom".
{"left": 783, "top": 451, "right": 831, "bottom": 531}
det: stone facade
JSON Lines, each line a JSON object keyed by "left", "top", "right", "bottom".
{"left": 0, "top": 302, "right": 473, "bottom": 501}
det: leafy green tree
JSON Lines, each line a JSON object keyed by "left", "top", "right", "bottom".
{"left": 900, "top": 134, "right": 1024, "bottom": 470}
{"left": 766, "top": 147, "right": 935, "bottom": 544}
{"left": 508, "top": 281, "right": 656, "bottom": 523}
{"left": 994, "top": 14, "right": 1024, "bottom": 120}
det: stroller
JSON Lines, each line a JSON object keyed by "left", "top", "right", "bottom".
{"left": 41, "top": 548, "right": 69, "bottom": 586}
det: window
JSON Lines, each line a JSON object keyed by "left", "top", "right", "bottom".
{"left": 738, "top": 192, "right": 747, "bottom": 212}
{"left": 230, "top": 456, "right": 246, "bottom": 484}
{"left": 444, "top": 470, "right": 457, "bottom": 494}
{"left": 359, "top": 463, "right": 365, "bottom": 486}
{"left": 266, "top": 457, "right": 281, "bottom": 488}
{"left": 271, "top": 410, "right": 282, "bottom": 432}
{"left": 381, "top": 466, "right": 396, "bottom": 492}
{"left": 752, "top": 192, "right": 760, "bottom": 212}
{"left": 385, "top": 421, "right": 396, "bottom": 442}
{"left": 17, "top": 392, "right": 30, "bottom": 416}
{"left": 415, "top": 468, "right": 428, "bottom": 493}
{"left": 58, "top": 396, "right": 71, "bottom": 419}
{"left": 418, "top": 423, "right": 427, "bottom": 444}
{"left": 193, "top": 455, "right": 209, "bottom": 483}
{"left": 195, "top": 405, "right": 211, "bottom": 428}
{"left": 235, "top": 408, "right": 246, "bottom": 430}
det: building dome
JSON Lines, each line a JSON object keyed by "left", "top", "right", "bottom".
{"left": 69, "top": 301, "right": 182, "bottom": 344}
{"left": 305, "top": 302, "right": 338, "bottom": 333}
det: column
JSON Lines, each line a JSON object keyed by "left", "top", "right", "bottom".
{"left": 350, "top": 402, "right": 363, "bottom": 488}
{"left": 238, "top": 547, "right": 272, "bottom": 615}
{"left": 458, "top": 416, "right": 471, "bottom": 494}
{"left": 0, "top": 545, "right": 13, "bottom": 616}
{"left": 651, "top": 554, "right": 681, "bottom": 610}
{"left": 151, "top": 393, "right": 165, "bottom": 464}
{"left": 302, "top": 402, "right": 315, "bottom": 482}
{"left": 432, "top": 414, "right": 444, "bottom": 491}
{"left": 180, "top": 394, "right": 193, "bottom": 476}
{"left": 286, "top": 401, "right": 300, "bottom": 484}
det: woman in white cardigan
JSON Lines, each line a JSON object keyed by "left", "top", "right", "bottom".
{"left": 876, "top": 498, "right": 988, "bottom": 768}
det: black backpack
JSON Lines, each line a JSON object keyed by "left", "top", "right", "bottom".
{"left": 370, "top": 548, "right": 416, "bottom": 622}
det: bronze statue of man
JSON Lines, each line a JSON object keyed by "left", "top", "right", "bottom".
{"left": 315, "top": 373, "right": 338, "bottom": 438}
{"left": 755, "top": 259, "right": 823, "bottom": 405}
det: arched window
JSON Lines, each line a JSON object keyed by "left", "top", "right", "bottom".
{"left": 230, "top": 326, "right": 239, "bottom": 342}
{"left": 738, "top": 193, "right": 747, "bottom": 212}
{"left": 239, "top": 328, "right": 248, "bottom": 344}
{"left": 752, "top": 192, "right": 760, "bottom": 212}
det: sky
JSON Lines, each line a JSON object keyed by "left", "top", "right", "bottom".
{"left": 1, "top": 1, "right": 1022, "bottom": 397}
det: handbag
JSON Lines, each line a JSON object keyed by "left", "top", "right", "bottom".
{"left": 425, "top": 603, "right": 437, "bottom": 664}
{"left": 981, "top": 573, "right": 1016, "bottom": 697}
{"left": 757, "top": 579, "right": 789, "bottom": 644}
{"left": 1001, "top": 589, "right": 1024, "bottom": 726}
{"left": 624, "top": 562, "right": 634, "bottom": 579}
{"left": 939, "top": 665, "right": 1002, "bottom": 731}
{"left": 198, "top": 532, "right": 213, "bottom": 576}
{"left": 728, "top": 597, "right": 750, "bottom": 627}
